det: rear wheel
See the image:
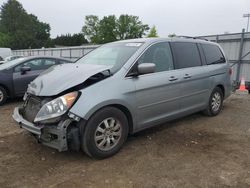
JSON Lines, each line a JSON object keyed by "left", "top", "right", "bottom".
{"left": 81, "top": 107, "right": 129, "bottom": 159}
{"left": 203, "top": 87, "right": 223, "bottom": 116}
{"left": 0, "top": 86, "right": 7, "bottom": 106}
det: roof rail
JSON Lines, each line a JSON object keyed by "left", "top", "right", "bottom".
{"left": 176, "top": 36, "right": 209, "bottom": 41}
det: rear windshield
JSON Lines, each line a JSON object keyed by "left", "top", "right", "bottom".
{"left": 0, "top": 57, "right": 26, "bottom": 71}
{"left": 201, "top": 44, "right": 225, "bottom": 65}
{"left": 76, "top": 42, "right": 142, "bottom": 72}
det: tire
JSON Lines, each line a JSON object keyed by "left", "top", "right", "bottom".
{"left": 0, "top": 86, "right": 7, "bottom": 106}
{"left": 81, "top": 107, "right": 129, "bottom": 159}
{"left": 248, "top": 90, "right": 250, "bottom": 94}
{"left": 203, "top": 87, "right": 224, "bottom": 116}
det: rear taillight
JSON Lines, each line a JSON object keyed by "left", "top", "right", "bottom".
{"left": 229, "top": 68, "right": 232, "bottom": 76}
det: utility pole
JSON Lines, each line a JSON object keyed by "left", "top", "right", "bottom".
{"left": 243, "top": 14, "right": 250, "bottom": 32}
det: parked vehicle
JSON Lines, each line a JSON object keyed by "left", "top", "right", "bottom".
{"left": 0, "top": 48, "right": 11, "bottom": 64}
{"left": 13, "top": 38, "right": 232, "bottom": 159}
{"left": 5, "top": 55, "right": 23, "bottom": 62}
{"left": 0, "top": 56, "right": 72, "bottom": 105}
{"left": 0, "top": 56, "right": 4, "bottom": 64}
{"left": 0, "top": 55, "right": 24, "bottom": 65}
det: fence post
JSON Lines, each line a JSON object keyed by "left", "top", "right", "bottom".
{"left": 236, "top": 29, "right": 245, "bottom": 83}
{"left": 216, "top": 35, "right": 219, "bottom": 43}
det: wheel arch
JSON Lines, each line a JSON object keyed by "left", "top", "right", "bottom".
{"left": 216, "top": 84, "right": 225, "bottom": 98}
{"left": 84, "top": 103, "right": 135, "bottom": 134}
{"left": 0, "top": 83, "right": 10, "bottom": 97}
{"left": 110, "top": 104, "right": 134, "bottom": 134}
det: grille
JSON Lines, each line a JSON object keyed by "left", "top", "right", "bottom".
{"left": 23, "top": 96, "right": 42, "bottom": 123}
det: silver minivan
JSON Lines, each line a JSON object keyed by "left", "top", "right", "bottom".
{"left": 13, "top": 38, "right": 232, "bottom": 159}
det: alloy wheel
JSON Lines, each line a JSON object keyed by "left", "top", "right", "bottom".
{"left": 0, "top": 90, "right": 3, "bottom": 102}
{"left": 94, "top": 117, "right": 122, "bottom": 151}
{"left": 211, "top": 92, "right": 221, "bottom": 112}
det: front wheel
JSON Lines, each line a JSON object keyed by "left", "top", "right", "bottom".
{"left": 81, "top": 107, "right": 129, "bottom": 159}
{"left": 203, "top": 87, "right": 224, "bottom": 116}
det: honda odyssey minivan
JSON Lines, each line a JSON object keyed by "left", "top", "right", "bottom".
{"left": 13, "top": 38, "right": 232, "bottom": 159}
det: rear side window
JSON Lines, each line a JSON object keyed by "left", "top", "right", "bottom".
{"left": 171, "top": 42, "right": 202, "bottom": 69}
{"left": 202, "top": 44, "right": 225, "bottom": 65}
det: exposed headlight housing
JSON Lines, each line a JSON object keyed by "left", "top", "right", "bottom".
{"left": 34, "top": 92, "right": 79, "bottom": 123}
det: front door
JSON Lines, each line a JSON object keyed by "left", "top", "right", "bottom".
{"left": 132, "top": 42, "right": 182, "bottom": 130}
{"left": 13, "top": 58, "right": 57, "bottom": 95}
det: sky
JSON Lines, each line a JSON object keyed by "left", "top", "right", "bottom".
{"left": 1, "top": 0, "right": 250, "bottom": 38}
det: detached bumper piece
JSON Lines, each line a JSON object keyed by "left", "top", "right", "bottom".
{"left": 12, "top": 107, "right": 73, "bottom": 152}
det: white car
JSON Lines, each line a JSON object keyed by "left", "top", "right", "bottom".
{"left": 5, "top": 55, "right": 23, "bottom": 62}
{"left": 0, "top": 48, "right": 12, "bottom": 64}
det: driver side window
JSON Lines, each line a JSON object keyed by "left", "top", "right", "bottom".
{"left": 138, "top": 42, "right": 174, "bottom": 73}
{"left": 14, "top": 59, "right": 44, "bottom": 72}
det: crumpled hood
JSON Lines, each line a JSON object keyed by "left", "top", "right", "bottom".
{"left": 27, "top": 63, "right": 111, "bottom": 96}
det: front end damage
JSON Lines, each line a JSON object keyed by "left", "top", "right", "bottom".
{"left": 12, "top": 63, "right": 112, "bottom": 152}
{"left": 12, "top": 95, "right": 84, "bottom": 152}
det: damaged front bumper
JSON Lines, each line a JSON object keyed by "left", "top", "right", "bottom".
{"left": 12, "top": 107, "right": 80, "bottom": 152}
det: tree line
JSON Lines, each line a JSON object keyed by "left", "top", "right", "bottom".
{"left": 0, "top": 0, "right": 158, "bottom": 50}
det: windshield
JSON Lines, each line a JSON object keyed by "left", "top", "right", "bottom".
{"left": 76, "top": 42, "right": 142, "bottom": 72}
{"left": 0, "top": 57, "right": 26, "bottom": 71}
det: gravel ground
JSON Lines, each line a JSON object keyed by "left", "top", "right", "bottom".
{"left": 0, "top": 93, "right": 250, "bottom": 188}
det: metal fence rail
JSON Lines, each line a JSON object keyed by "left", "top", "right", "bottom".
{"left": 12, "top": 45, "right": 99, "bottom": 61}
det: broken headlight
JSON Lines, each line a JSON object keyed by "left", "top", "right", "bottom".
{"left": 34, "top": 92, "right": 79, "bottom": 123}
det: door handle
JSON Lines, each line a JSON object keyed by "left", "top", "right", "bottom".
{"left": 183, "top": 74, "right": 192, "bottom": 79}
{"left": 169, "top": 76, "right": 178, "bottom": 81}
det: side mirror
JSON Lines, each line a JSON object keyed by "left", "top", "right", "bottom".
{"left": 20, "top": 66, "right": 31, "bottom": 74}
{"left": 138, "top": 63, "right": 155, "bottom": 75}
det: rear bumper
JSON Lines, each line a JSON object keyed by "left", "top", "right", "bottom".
{"left": 12, "top": 107, "right": 73, "bottom": 152}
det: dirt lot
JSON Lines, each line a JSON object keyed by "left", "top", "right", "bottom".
{"left": 0, "top": 93, "right": 250, "bottom": 188}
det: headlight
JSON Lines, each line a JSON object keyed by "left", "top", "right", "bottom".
{"left": 34, "top": 91, "right": 79, "bottom": 123}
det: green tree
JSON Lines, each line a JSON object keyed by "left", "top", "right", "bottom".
{"left": 0, "top": 32, "right": 10, "bottom": 47}
{"left": 82, "top": 15, "right": 100, "bottom": 44}
{"left": 7, "top": 30, "right": 34, "bottom": 49}
{"left": 98, "top": 15, "right": 117, "bottom": 44}
{"left": 0, "top": 0, "right": 51, "bottom": 49}
{"left": 53, "top": 33, "right": 88, "bottom": 46}
{"left": 0, "top": 0, "right": 28, "bottom": 33}
{"left": 116, "top": 15, "right": 149, "bottom": 40}
{"left": 82, "top": 14, "right": 150, "bottom": 44}
{"left": 147, "top": 25, "right": 158, "bottom": 37}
